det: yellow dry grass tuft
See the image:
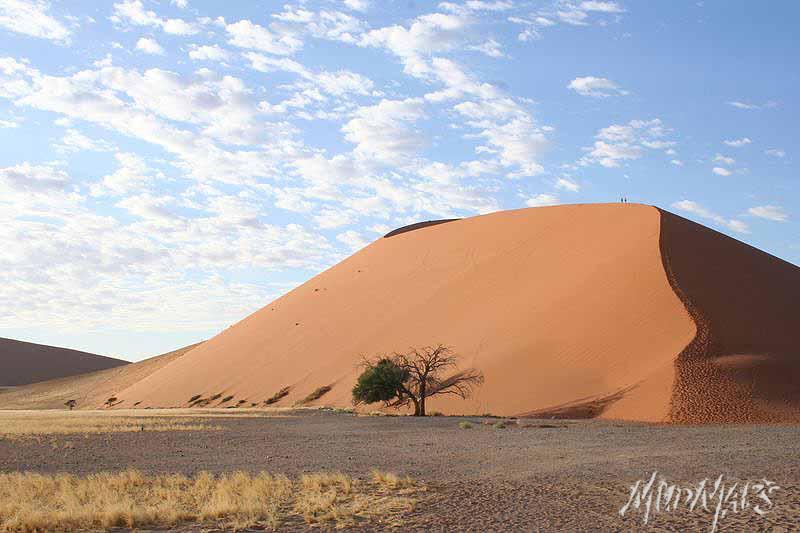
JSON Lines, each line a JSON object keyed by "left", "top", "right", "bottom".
{"left": 0, "top": 411, "right": 221, "bottom": 438}
{"left": 0, "top": 469, "right": 422, "bottom": 531}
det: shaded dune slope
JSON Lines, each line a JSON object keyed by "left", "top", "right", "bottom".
{"left": 0, "top": 343, "right": 199, "bottom": 409}
{"left": 658, "top": 210, "right": 800, "bottom": 423}
{"left": 0, "top": 338, "right": 127, "bottom": 387}
{"left": 114, "top": 204, "right": 701, "bottom": 420}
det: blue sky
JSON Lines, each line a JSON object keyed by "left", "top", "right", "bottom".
{"left": 0, "top": 0, "right": 796, "bottom": 361}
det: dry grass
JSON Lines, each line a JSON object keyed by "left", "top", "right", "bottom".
{"left": 0, "top": 411, "right": 222, "bottom": 438}
{"left": 0, "top": 469, "right": 421, "bottom": 531}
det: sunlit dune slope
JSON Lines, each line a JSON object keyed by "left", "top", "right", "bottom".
{"left": 114, "top": 204, "right": 702, "bottom": 420}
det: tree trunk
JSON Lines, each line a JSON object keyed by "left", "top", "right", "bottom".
{"left": 410, "top": 396, "right": 421, "bottom": 416}
{"left": 418, "top": 379, "right": 426, "bottom": 416}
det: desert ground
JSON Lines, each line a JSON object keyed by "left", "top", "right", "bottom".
{"left": 1, "top": 408, "right": 798, "bottom": 531}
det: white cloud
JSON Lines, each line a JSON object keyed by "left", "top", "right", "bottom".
{"left": 359, "top": 12, "right": 470, "bottom": 77}
{"left": 136, "top": 37, "right": 164, "bottom": 55}
{"left": 244, "top": 52, "right": 374, "bottom": 97}
{"left": 568, "top": 76, "right": 627, "bottom": 97}
{"left": 671, "top": 200, "right": 748, "bottom": 233}
{"left": 343, "top": 0, "right": 369, "bottom": 11}
{"left": 723, "top": 137, "right": 752, "bottom": 147}
{"left": 467, "top": 39, "right": 505, "bottom": 58}
{"left": 0, "top": 118, "right": 18, "bottom": 127}
{"left": 765, "top": 148, "right": 785, "bottom": 158}
{"left": 726, "top": 100, "right": 777, "bottom": 110}
{"left": 111, "top": 0, "right": 198, "bottom": 35}
{"left": 188, "top": 44, "right": 230, "bottom": 62}
{"left": 581, "top": 119, "right": 674, "bottom": 168}
{"left": 226, "top": 19, "right": 303, "bottom": 56}
{"left": 670, "top": 159, "right": 683, "bottom": 166}
{"left": 554, "top": 177, "right": 580, "bottom": 192}
{"left": 711, "top": 166, "right": 731, "bottom": 176}
{"left": 55, "top": 128, "right": 114, "bottom": 153}
{"left": 747, "top": 205, "right": 788, "bottom": 222}
{"left": 336, "top": 229, "right": 370, "bottom": 251}
{"left": 712, "top": 153, "right": 735, "bottom": 165}
{"left": 0, "top": 0, "right": 71, "bottom": 43}
{"left": 342, "top": 98, "right": 427, "bottom": 164}
{"left": 90, "top": 152, "right": 151, "bottom": 197}
{"left": 0, "top": 161, "right": 70, "bottom": 192}
{"left": 511, "top": 0, "right": 623, "bottom": 40}
{"left": 526, "top": 193, "right": 560, "bottom": 207}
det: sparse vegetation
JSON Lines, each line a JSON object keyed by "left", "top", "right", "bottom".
{"left": 105, "top": 397, "right": 118, "bottom": 407}
{"left": 0, "top": 469, "right": 421, "bottom": 530}
{"left": 264, "top": 386, "right": 291, "bottom": 405}
{"left": 458, "top": 421, "right": 474, "bottom": 429}
{"left": 188, "top": 394, "right": 202, "bottom": 403}
{"left": 352, "top": 345, "right": 484, "bottom": 416}
{"left": 220, "top": 395, "right": 234, "bottom": 404}
{"left": 297, "top": 385, "right": 332, "bottom": 405}
{"left": 492, "top": 421, "right": 507, "bottom": 429}
{"left": 0, "top": 411, "right": 221, "bottom": 437}
{"left": 64, "top": 399, "right": 76, "bottom": 411}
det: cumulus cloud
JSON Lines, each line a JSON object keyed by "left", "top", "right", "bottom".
{"left": 188, "top": 44, "right": 230, "bottom": 62}
{"left": 0, "top": 0, "right": 71, "bottom": 43}
{"left": 511, "top": 0, "right": 624, "bottom": 40}
{"left": 765, "top": 148, "right": 785, "bottom": 158}
{"left": 136, "top": 37, "right": 164, "bottom": 55}
{"left": 568, "top": 76, "right": 628, "bottom": 97}
{"left": 747, "top": 205, "right": 788, "bottom": 222}
{"left": 342, "top": 98, "right": 427, "bottom": 164}
{"left": 554, "top": 177, "right": 580, "bottom": 192}
{"left": 671, "top": 200, "right": 748, "bottom": 233}
{"left": 226, "top": 19, "right": 303, "bottom": 56}
{"left": 581, "top": 119, "right": 675, "bottom": 168}
{"left": 526, "top": 193, "right": 560, "bottom": 207}
{"left": 111, "top": 0, "right": 199, "bottom": 35}
{"left": 711, "top": 166, "right": 732, "bottom": 176}
{"left": 723, "top": 137, "right": 752, "bottom": 147}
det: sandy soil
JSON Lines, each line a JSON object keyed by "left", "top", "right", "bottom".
{"left": 2, "top": 410, "right": 798, "bottom": 531}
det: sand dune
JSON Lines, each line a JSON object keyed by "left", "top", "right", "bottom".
{"left": 6, "top": 203, "right": 797, "bottom": 422}
{"left": 0, "top": 344, "right": 198, "bottom": 409}
{"left": 0, "top": 338, "right": 128, "bottom": 387}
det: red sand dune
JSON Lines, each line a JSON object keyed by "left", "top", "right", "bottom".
{"left": 103, "top": 203, "right": 799, "bottom": 423}
{"left": 5, "top": 204, "right": 798, "bottom": 423}
{"left": 0, "top": 337, "right": 128, "bottom": 387}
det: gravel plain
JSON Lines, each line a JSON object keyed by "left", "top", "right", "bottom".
{"left": 1, "top": 409, "right": 798, "bottom": 531}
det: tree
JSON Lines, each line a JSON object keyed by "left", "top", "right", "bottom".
{"left": 64, "top": 399, "right": 77, "bottom": 410}
{"left": 352, "top": 345, "right": 484, "bottom": 416}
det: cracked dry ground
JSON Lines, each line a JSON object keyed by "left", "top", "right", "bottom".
{"left": 1, "top": 410, "right": 798, "bottom": 531}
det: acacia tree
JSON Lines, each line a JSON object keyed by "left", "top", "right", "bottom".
{"left": 352, "top": 345, "right": 484, "bottom": 416}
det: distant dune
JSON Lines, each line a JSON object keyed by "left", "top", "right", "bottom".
{"left": 4, "top": 204, "right": 798, "bottom": 422}
{"left": 0, "top": 343, "right": 198, "bottom": 409}
{"left": 0, "top": 338, "right": 128, "bottom": 387}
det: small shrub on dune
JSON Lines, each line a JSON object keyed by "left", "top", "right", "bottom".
{"left": 458, "top": 421, "right": 473, "bottom": 429}
{"left": 297, "top": 385, "right": 332, "bottom": 406}
{"left": 492, "top": 421, "right": 506, "bottom": 429}
{"left": 188, "top": 395, "right": 202, "bottom": 404}
{"left": 219, "top": 395, "right": 234, "bottom": 404}
{"left": 264, "top": 387, "right": 291, "bottom": 406}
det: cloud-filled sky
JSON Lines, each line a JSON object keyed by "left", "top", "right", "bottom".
{"left": 0, "top": 0, "right": 797, "bottom": 360}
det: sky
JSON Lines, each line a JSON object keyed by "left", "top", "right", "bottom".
{"left": 0, "top": 0, "right": 797, "bottom": 361}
